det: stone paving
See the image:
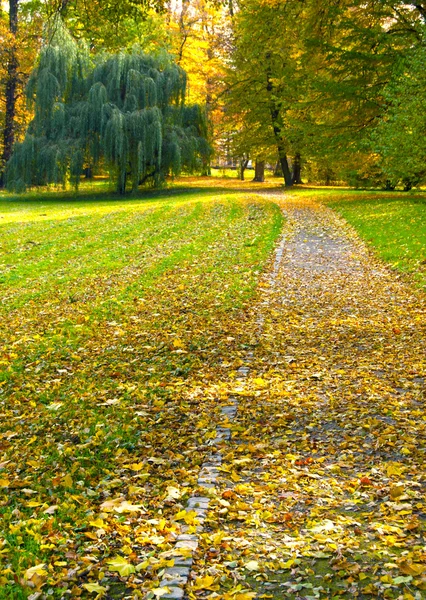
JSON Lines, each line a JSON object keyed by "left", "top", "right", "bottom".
{"left": 157, "top": 195, "right": 425, "bottom": 599}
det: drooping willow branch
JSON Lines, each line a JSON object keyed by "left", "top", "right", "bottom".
{"left": 7, "top": 17, "right": 211, "bottom": 193}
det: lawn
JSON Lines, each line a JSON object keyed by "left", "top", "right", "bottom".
{"left": 322, "top": 192, "right": 426, "bottom": 289}
{"left": 0, "top": 185, "right": 282, "bottom": 598}
{"left": 1, "top": 179, "right": 425, "bottom": 599}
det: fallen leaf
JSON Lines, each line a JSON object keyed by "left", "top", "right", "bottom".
{"left": 245, "top": 560, "right": 260, "bottom": 571}
{"left": 106, "top": 556, "right": 136, "bottom": 576}
{"left": 82, "top": 583, "right": 107, "bottom": 594}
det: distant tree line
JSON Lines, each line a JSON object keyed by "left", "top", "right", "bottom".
{"left": 1, "top": 0, "right": 425, "bottom": 190}
{"left": 224, "top": 0, "right": 426, "bottom": 189}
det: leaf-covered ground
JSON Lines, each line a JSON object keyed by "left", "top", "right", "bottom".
{"left": 0, "top": 182, "right": 425, "bottom": 600}
{"left": 0, "top": 188, "right": 282, "bottom": 598}
{"left": 325, "top": 193, "right": 426, "bottom": 289}
{"left": 189, "top": 195, "right": 426, "bottom": 600}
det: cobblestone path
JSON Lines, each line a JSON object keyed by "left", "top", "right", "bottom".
{"left": 185, "top": 196, "right": 426, "bottom": 599}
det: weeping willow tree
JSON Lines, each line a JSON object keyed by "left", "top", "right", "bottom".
{"left": 6, "top": 19, "right": 211, "bottom": 193}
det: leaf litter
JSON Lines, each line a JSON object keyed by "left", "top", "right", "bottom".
{"left": 0, "top": 187, "right": 425, "bottom": 599}
{"left": 189, "top": 196, "right": 425, "bottom": 600}
{"left": 0, "top": 192, "right": 282, "bottom": 598}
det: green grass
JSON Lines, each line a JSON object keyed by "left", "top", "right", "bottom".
{"left": 0, "top": 185, "right": 283, "bottom": 598}
{"left": 265, "top": 183, "right": 425, "bottom": 288}
{"left": 1, "top": 177, "right": 425, "bottom": 597}
{"left": 322, "top": 192, "right": 426, "bottom": 288}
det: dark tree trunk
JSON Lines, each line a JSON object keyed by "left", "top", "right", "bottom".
{"left": 118, "top": 172, "right": 127, "bottom": 194}
{"left": 265, "top": 62, "right": 292, "bottom": 187}
{"left": 273, "top": 160, "right": 282, "bottom": 177}
{"left": 278, "top": 152, "right": 292, "bottom": 187}
{"left": 239, "top": 158, "right": 249, "bottom": 180}
{"left": 253, "top": 160, "right": 265, "bottom": 182}
{"left": 0, "top": 0, "right": 19, "bottom": 188}
{"left": 292, "top": 153, "right": 302, "bottom": 184}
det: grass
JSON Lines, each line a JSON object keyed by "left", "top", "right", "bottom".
{"left": 1, "top": 177, "right": 425, "bottom": 598}
{"left": 0, "top": 184, "right": 283, "bottom": 598}
{"left": 322, "top": 192, "right": 426, "bottom": 288}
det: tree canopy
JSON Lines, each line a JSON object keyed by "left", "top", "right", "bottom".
{"left": 6, "top": 19, "right": 210, "bottom": 193}
{"left": 1, "top": 0, "right": 426, "bottom": 189}
{"left": 222, "top": 0, "right": 426, "bottom": 187}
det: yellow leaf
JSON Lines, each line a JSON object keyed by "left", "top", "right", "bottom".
{"left": 25, "top": 563, "right": 47, "bottom": 580}
{"left": 230, "top": 471, "right": 241, "bottom": 482}
{"left": 100, "top": 497, "right": 143, "bottom": 513}
{"left": 114, "top": 500, "right": 144, "bottom": 514}
{"left": 245, "top": 560, "right": 260, "bottom": 571}
{"left": 82, "top": 583, "right": 107, "bottom": 594}
{"left": 63, "top": 474, "right": 73, "bottom": 488}
{"left": 26, "top": 501, "right": 43, "bottom": 507}
{"left": 192, "top": 574, "right": 217, "bottom": 590}
{"left": 399, "top": 562, "right": 425, "bottom": 576}
{"left": 174, "top": 509, "right": 198, "bottom": 525}
{"left": 165, "top": 486, "right": 181, "bottom": 500}
{"left": 89, "top": 518, "right": 106, "bottom": 528}
{"left": 173, "top": 338, "right": 185, "bottom": 349}
{"left": 0, "top": 478, "right": 10, "bottom": 488}
{"left": 279, "top": 559, "right": 295, "bottom": 570}
{"left": 100, "top": 497, "right": 125, "bottom": 511}
{"left": 128, "top": 462, "right": 144, "bottom": 471}
{"left": 135, "top": 559, "right": 150, "bottom": 571}
{"left": 152, "top": 588, "right": 171, "bottom": 598}
{"left": 43, "top": 504, "right": 59, "bottom": 515}
{"left": 106, "top": 556, "right": 136, "bottom": 577}
{"left": 253, "top": 378, "right": 268, "bottom": 388}
{"left": 390, "top": 485, "right": 404, "bottom": 500}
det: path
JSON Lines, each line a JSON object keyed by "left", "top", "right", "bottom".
{"left": 186, "top": 196, "right": 426, "bottom": 599}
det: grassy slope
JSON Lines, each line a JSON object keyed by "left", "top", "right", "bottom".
{"left": 1, "top": 178, "right": 425, "bottom": 598}
{"left": 0, "top": 186, "right": 282, "bottom": 598}
{"left": 321, "top": 191, "right": 426, "bottom": 288}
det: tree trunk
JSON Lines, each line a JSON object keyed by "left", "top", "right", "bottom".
{"left": 0, "top": 0, "right": 19, "bottom": 188}
{"left": 239, "top": 158, "right": 249, "bottom": 180}
{"left": 278, "top": 152, "right": 292, "bottom": 187}
{"left": 118, "top": 171, "right": 127, "bottom": 194}
{"left": 253, "top": 160, "right": 265, "bottom": 182}
{"left": 265, "top": 61, "right": 292, "bottom": 187}
{"left": 273, "top": 160, "right": 282, "bottom": 177}
{"left": 292, "top": 152, "right": 302, "bottom": 184}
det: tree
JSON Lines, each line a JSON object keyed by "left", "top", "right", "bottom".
{"left": 223, "top": 0, "right": 310, "bottom": 187}
{"left": 57, "top": 0, "right": 168, "bottom": 51}
{"left": 1, "top": 0, "right": 172, "bottom": 189}
{"left": 298, "top": 0, "right": 426, "bottom": 184}
{"left": 371, "top": 35, "right": 426, "bottom": 189}
{"left": 0, "top": 0, "right": 19, "bottom": 187}
{"left": 222, "top": 0, "right": 426, "bottom": 187}
{"left": 6, "top": 19, "right": 211, "bottom": 194}
{"left": 168, "top": 0, "right": 230, "bottom": 173}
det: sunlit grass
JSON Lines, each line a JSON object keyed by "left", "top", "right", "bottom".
{"left": 0, "top": 186, "right": 283, "bottom": 598}
{"left": 323, "top": 193, "right": 426, "bottom": 288}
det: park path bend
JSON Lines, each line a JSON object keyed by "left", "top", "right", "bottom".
{"left": 191, "top": 195, "right": 426, "bottom": 599}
